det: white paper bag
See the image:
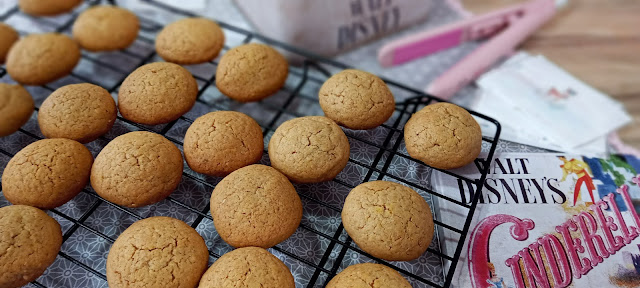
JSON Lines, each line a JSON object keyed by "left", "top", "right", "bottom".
{"left": 234, "top": 0, "right": 433, "bottom": 57}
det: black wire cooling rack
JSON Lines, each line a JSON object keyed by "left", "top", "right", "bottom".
{"left": 0, "top": 0, "right": 501, "bottom": 287}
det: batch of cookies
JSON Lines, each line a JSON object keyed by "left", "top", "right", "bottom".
{"left": 0, "top": 1, "right": 483, "bottom": 287}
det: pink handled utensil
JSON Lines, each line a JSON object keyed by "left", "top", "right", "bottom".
{"left": 378, "top": 0, "right": 567, "bottom": 99}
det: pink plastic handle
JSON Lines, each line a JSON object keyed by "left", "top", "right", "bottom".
{"left": 377, "top": 1, "right": 530, "bottom": 67}
{"left": 427, "top": 0, "right": 556, "bottom": 99}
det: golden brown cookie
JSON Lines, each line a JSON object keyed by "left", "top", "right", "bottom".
{"left": 106, "top": 216, "right": 209, "bottom": 288}
{"left": 19, "top": 0, "right": 81, "bottom": 16}
{"left": 0, "top": 83, "right": 34, "bottom": 137}
{"left": 268, "top": 116, "right": 350, "bottom": 183}
{"left": 2, "top": 139, "right": 93, "bottom": 209}
{"left": 319, "top": 69, "right": 395, "bottom": 130}
{"left": 0, "top": 205, "right": 62, "bottom": 288}
{"left": 216, "top": 43, "right": 288, "bottom": 102}
{"left": 342, "top": 180, "right": 434, "bottom": 261}
{"left": 91, "top": 131, "right": 183, "bottom": 207}
{"left": 210, "top": 164, "right": 302, "bottom": 248}
{"left": 404, "top": 102, "right": 481, "bottom": 169}
{"left": 118, "top": 62, "right": 198, "bottom": 125}
{"left": 0, "top": 23, "right": 18, "bottom": 64}
{"left": 6, "top": 33, "right": 80, "bottom": 85}
{"left": 38, "top": 83, "right": 117, "bottom": 143}
{"left": 327, "top": 263, "right": 412, "bottom": 288}
{"left": 72, "top": 5, "right": 139, "bottom": 52}
{"left": 184, "top": 111, "right": 263, "bottom": 177}
{"left": 156, "top": 18, "right": 225, "bottom": 65}
{"left": 198, "top": 247, "right": 295, "bottom": 288}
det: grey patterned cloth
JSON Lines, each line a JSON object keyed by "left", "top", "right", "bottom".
{"left": 0, "top": 0, "right": 547, "bottom": 287}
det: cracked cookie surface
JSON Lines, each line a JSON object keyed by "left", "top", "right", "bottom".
{"left": 72, "top": 5, "right": 139, "bottom": 52}
{"left": 6, "top": 33, "right": 80, "bottom": 85}
{"left": 342, "top": 180, "right": 434, "bottom": 261}
{"left": 404, "top": 102, "right": 481, "bottom": 170}
{"left": 268, "top": 116, "right": 350, "bottom": 183}
{"left": 0, "top": 205, "right": 62, "bottom": 288}
{"left": 216, "top": 43, "right": 288, "bottom": 102}
{"left": 2, "top": 138, "right": 93, "bottom": 209}
{"left": 198, "top": 247, "right": 295, "bottom": 288}
{"left": 326, "top": 263, "right": 412, "bottom": 288}
{"left": 91, "top": 131, "right": 183, "bottom": 207}
{"left": 184, "top": 111, "right": 263, "bottom": 177}
{"left": 156, "top": 18, "right": 225, "bottom": 65}
{"left": 118, "top": 62, "right": 198, "bottom": 125}
{"left": 38, "top": 83, "right": 116, "bottom": 143}
{"left": 210, "top": 164, "right": 302, "bottom": 248}
{"left": 0, "top": 23, "right": 18, "bottom": 64}
{"left": 106, "top": 216, "right": 208, "bottom": 288}
{"left": 319, "top": 69, "right": 395, "bottom": 130}
{"left": 19, "top": 0, "right": 81, "bottom": 16}
{"left": 0, "top": 83, "right": 34, "bottom": 137}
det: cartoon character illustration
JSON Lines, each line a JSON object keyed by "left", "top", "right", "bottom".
{"left": 559, "top": 156, "right": 596, "bottom": 205}
{"left": 548, "top": 87, "right": 569, "bottom": 100}
{"left": 633, "top": 245, "right": 640, "bottom": 275}
{"left": 546, "top": 87, "right": 576, "bottom": 104}
{"left": 486, "top": 262, "right": 508, "bottom": 288}
{"left": 612, "top": 245, "right": 640, "bottom": 286}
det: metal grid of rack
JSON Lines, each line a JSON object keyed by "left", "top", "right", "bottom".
{"left": 0, "top": 0, "right": 501, "bottom": 287}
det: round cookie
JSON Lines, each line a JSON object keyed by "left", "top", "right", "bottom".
{"left": 72, "top": 5, "right": 139, "bottom": 52}
{"left": 0, "top": 83, "right": 34, "bottom": 137}
{"left": 216, "top": 43, "right": 288, "bottom": 102}
{"left": 184, "top": 111, "right": 263, "bottom": 177}
{"left": 2, "top": 139, "right": 93, "bottom": 209}
{"left": 38, "top": 83, "right": 117, "bottom": 143}
{"left": 0, "top": 205, "right": 62, "bottom": 288}
{"left": 342, "top": 180, "right": 434, "bottom": 261}
{"left": 0, "top": 23, "right": 18, "bottom": 64}
{"left": 156, "top": 18, "right": 225, "bottom": 65}
{"left": 268, "top": 116, "right": 350, "bottom": 183}
{"left": 118, "top": 62, "right": 198, "bottom": 125}
{"left": 404, "top": 102, "right": 481, "bottom": 169}
{"left": 319, "top": 69, "right": 395, "bottom": 130}
{"left": 19, "top": 0, "right": 81, "bottom": 16}
{"left": 91, "top": 131, "right": 183, "bottom": 207}
{"left": 327, "top": 263, "right": 412, "bottom": 288}
{"left": 6, "top": 33, "right": 80, "bottom": 85}
{"left": 210, "top": 164, "right": 302, "bottom": 248}
{"left": 106, "top": 216, "right": 209, "bottom": 288}
{"left": 199, "top": 247, "right": 295, "bottom": 288}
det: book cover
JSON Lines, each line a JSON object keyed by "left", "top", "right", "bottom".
{"left": 433, "top": 153, "right": 640, "bottom": 287}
